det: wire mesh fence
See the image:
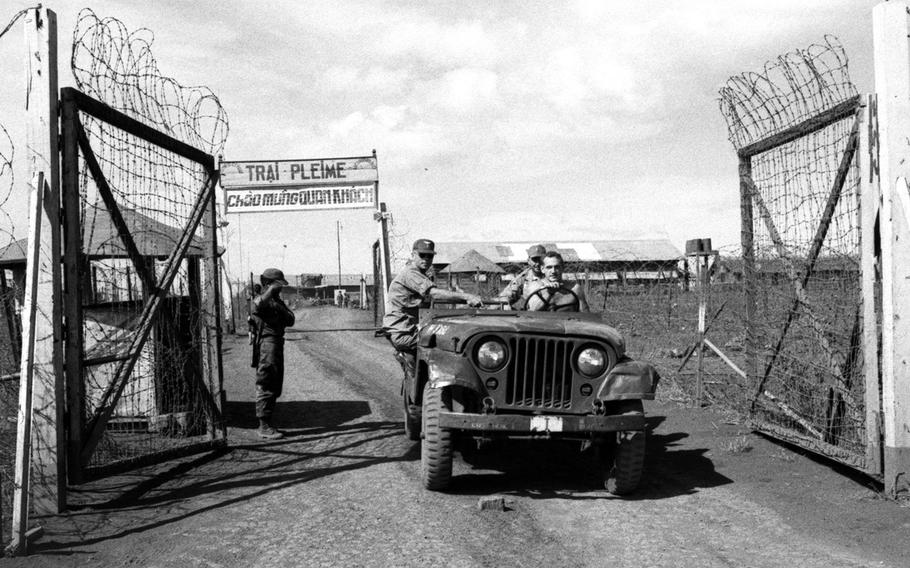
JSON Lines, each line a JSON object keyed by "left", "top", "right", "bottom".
{"left": 67, "top": 9, "right": 229, "bottom": 477}
{"left": 0, "top": 282, "right": 18, "bottom": 547}
{"left": 717, "top": 36, "right": 866, "bottom": 466}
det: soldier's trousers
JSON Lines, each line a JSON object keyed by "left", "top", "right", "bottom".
{"left": 255, "top": 336, "right": 285, "bottom": 420}
{"left": 388, "top": 330, "right": 418, "bottom": 379}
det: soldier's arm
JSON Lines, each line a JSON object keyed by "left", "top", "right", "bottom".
{"left": 496, "top": 274, "right": 522, "bottom": 303}
{"left": 572, "top": 283, "right": 590, "bottom": 312}
{"left": 254, "top": 288, "right": 295, "bottom": 328}
{"left": 275, "top": 299, "right": 295, "bottom": 327}
{"left": 427, "top": 286, "right": 483, "bottom": 307}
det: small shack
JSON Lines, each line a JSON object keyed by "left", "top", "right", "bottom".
{"left": 438, "top": 249, "right": 504, "bottom": 297}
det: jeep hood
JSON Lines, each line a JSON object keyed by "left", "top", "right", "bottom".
{"left": 418, "top": 309, "right": 626, "bottom": 353}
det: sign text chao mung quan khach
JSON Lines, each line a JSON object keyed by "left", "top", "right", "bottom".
{"left": 220, "top": 156, "right": 378, "bottom": 213}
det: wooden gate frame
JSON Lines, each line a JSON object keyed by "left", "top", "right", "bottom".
{"left": 60, "top": 87, "right": 227, "bottom": 483}
{"left": 736, "top": 93, "right": 878, "bottom": 473}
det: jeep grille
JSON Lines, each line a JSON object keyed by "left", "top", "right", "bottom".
{"left": 505, "top": 336, "right": 573, "bottom": 409}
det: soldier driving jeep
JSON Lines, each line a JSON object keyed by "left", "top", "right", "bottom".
{"left": 524, "top": 251, "right": 590, "bottom": 312}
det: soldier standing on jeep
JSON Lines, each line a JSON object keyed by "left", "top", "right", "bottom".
{"left": 383, "top": 239, "right": 483, "bottom": 375}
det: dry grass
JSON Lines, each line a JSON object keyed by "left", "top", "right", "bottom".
{"left": 654, "top": 374, "right": 691, "bottom": 405}
{"left": 770, "top": 448, "right": 798, "bottom": 462}
{"left": 721, "top": 434, "right": 754, "bottom": 453}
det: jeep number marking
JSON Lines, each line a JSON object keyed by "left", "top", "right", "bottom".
{"left": 530, "top": 416, "right": 564, "bottom": 433}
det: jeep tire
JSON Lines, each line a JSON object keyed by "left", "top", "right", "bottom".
{"left": 603, "top": 400, "right": 646, "bottom": 495}
{"left": 421, "top": 384, "right": 453, "bottom": 490}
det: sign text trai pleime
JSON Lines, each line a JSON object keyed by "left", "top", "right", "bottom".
{"left": 220, "top": 156, "right": 378, "bottom": 188}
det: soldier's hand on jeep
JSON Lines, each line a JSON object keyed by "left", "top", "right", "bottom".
{"left": 466, "top": 294, "right": 483, "bottom": 307}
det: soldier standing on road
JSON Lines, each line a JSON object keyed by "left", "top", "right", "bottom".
{"left": 496, "top": 244, "right": 551, "bottom": 308}
{"left": 383, "top": 239, "right": 483, "bottom": 376}
{"left": 252, "top": 268, "right": 296, "bottom": 440}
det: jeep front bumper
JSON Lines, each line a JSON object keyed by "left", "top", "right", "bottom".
{"left": 437, "top": 411, "right": 645, "bottom": 433}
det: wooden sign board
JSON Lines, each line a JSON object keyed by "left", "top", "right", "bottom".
{"left": 220, "top": 156, "right": 378, "bottom": 189}
{"left": 224, "top": 184, "right": 376, "bottom": 213}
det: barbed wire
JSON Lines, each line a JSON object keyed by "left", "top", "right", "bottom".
{"left": 717, "top": 36, "right": 864, "bottom": 463}
{"left": 71, "top": 8, "right": 229, "bottom": 156}
{"left": 0, "top": 5, "right": 39, "bottom": 548}
{"left": 0, "top": 123, "right": 13, "bottom": 252}
{"left": 718, "top": 35, "right": 857, "bottom": 151}
{"left": 67, "top": 9, "right": 229, "bottom": 470}
{"left": 0, "top": 6, "right": 38, "bottom": 42}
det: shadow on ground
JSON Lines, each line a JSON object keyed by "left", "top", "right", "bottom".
{"left": 224, "top": 399, "right": 371, "bottom": 430}
{"left": 448, "top": 415, "right": 732, "bottom": 499}
{"left": 38, "top": 402, "right": 417, "bottom": 553}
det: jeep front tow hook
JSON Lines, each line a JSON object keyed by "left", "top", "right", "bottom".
{"left": 482, "top": 397, "right": 496, "bottom": 414}
{"left": 592, "top": 398, "right": 606, "bottom": 416}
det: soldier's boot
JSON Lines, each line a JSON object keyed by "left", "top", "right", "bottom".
{"left": 258, "top": 419, "right": 284, "bottom": 440}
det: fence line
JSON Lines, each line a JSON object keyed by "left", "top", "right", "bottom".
{"left": 718, "top": 36, "right": 867, "bottom": 469}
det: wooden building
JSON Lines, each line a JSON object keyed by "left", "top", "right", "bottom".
{"left": 432, "top": 239, "right": 684, "bottom": 285}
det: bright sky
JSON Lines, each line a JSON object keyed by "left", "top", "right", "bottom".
{"left": 0, "top": 0, "right": 882, "bottom": 279}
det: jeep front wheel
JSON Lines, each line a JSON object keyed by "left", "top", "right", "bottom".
{"left": 604, "top": 429, "right": 646, "bottom": 495}
{"left": 603, "top": 400, "right": 646, "bottom": 495}
{"left": 421, "top": 384, "right": 454, "bottom": 490}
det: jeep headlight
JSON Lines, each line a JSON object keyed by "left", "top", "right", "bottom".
{"left": 476, "top": 340, "right": 507, "bottom": 371}
{"left": 577, "top": 347, "right": 606, "bottom": 377}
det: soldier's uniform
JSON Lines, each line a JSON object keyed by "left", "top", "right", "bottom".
{"left": 497, "top": 244, "right": 547, "bottom": 308}
{"left": 383, "top": 239, "right": 485, "bottom": 383}
{"left": 497, "top": 266, "right": 543, "bottom": 307}
{"left": 383, "top": 260, "right": 435, "bottom": 351}
{"left": 252, "top": 268, "right": 295, "bottom": 436}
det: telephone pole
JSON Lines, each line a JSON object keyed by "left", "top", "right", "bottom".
{"left": 336, "top": 221, "right": 343, "bottom": 301}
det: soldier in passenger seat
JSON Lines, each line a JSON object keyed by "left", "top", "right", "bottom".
{"left": 496, "top": 244, "right": 549, "bottom": 308}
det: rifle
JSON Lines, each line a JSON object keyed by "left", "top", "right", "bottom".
{"left": 249, "top": 317, "right": 261, "bottom": 368}
{"left": 249, "top": 272, "right": 262, "bottom": 367}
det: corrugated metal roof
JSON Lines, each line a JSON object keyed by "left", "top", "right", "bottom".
{"left": 433, "top": 240, "right": 683, "bottom": 264}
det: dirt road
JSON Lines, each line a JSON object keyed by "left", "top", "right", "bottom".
{"left": 10, "top": 306, "right": 910, "bottom": 567}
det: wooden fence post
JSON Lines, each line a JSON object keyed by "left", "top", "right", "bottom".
{"left": 20, "top": 6, "right": 64, "bottom": 517}
{"left": 8, "top": 173, "right": 44, "bottom": 555}
{"left": 858, "top": 94, "right": 883, "bottom": 477}
{"left": 873, "top": 0, "right": 910, "bottom": 496}
{"left": 739, "top": 157, "right": 758, "bottom": 405}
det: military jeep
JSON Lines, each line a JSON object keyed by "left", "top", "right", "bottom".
{"left": 398, "top": 299, "right": 660, "bottom": 494}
